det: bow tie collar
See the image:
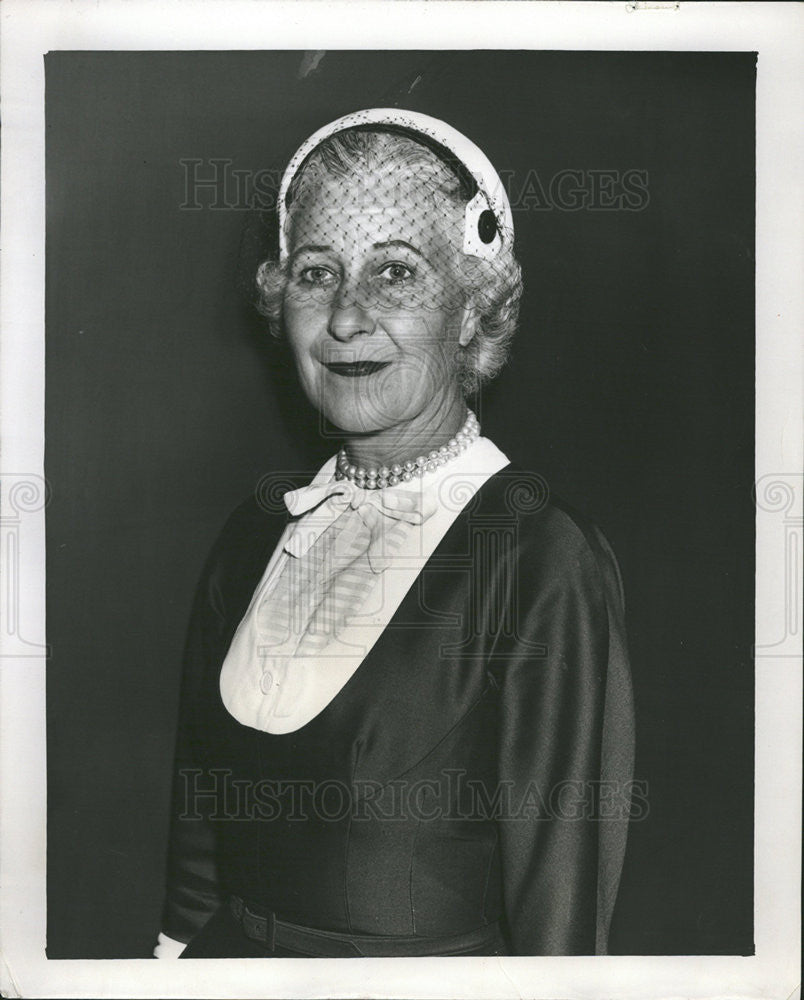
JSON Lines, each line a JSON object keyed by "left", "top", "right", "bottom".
{"left": 282, "top": 478, "right": 438, "bottom": 572}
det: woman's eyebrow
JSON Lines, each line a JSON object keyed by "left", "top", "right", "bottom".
{"left": 290, "top": 244, "right": 333, "bottom": 260}
{"left": 372, "top": 239, "right": 424, "bottom": 258}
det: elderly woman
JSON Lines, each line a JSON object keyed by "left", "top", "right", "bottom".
{"left": 156, "top": 109, "right": 634, "bottom": 959}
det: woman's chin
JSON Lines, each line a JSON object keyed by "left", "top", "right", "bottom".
{"left": 320, "top": 406, "right": 402, "bottom": 436}
{"left": 316, "top": 393, "right": 418, "bottom": 437}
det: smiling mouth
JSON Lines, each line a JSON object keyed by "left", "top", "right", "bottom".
{"left": 323, "top": 361, "right": 392, "bottom": 377}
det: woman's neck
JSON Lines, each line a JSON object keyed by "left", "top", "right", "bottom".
{"left": 340, "top": 394, "right": 469, "bottom": 472}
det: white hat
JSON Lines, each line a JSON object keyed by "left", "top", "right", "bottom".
{"left": 277, "top": 107, "right": 514, "bottom": 263}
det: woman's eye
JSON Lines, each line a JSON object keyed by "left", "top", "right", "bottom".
{"left": 298, "top": 266, "right": 337, "bottom": 287}
{"left": 378, "top": 262, "right": 414, "bottom": 284}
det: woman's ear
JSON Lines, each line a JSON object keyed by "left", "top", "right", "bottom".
{"left": 458, "top": 301, "right": 479, "bottom": 348}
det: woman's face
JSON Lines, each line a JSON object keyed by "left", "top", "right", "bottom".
{"left": 282, "top": 166, "right": 468, "bottom": 435}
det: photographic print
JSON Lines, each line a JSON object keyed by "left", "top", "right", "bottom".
{"left": 1, "top": 3, "right": 800, "bottom": 998}
{"left": 43, "top": 47, "right": 754, "bottom": 961}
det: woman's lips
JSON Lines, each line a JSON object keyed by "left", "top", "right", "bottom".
{"left": 323, "top": 360, "right": 392, "bottom": 377}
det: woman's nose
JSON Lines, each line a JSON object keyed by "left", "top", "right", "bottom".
{"left": 328, "top": 280, "right": 376, "bottom": 341}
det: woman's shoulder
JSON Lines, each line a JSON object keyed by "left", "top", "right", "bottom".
{"left": 208, "top": 490, "right": 281, "bottom": 554}
{"left": 191, "top": 481, "right": 301, "bottom": 624}
{"left": 199, "top": 478, "right": 301, "bottom": 583}
{"left": 474, "top": 462, "right": 624, "bottom": 602}
{"left": 212, "top": 470, "right": 315, "bottom": 548}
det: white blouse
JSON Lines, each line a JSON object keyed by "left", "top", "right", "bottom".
{"left": 218, "top": 435, "right": 510, "bottom": 735}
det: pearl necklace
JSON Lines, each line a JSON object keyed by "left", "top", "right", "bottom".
{"left": 335, "top": 410, "right": 480, "bottom": 490}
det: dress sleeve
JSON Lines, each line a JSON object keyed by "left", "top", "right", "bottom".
{"left": 159, "top": 529, "right": 230, "bottom": 944}
{"left": 494, "top": 509, "right": 635, "bottom": 955}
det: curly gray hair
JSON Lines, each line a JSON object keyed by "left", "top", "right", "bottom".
{"left": 255, "top": 128, "right": 522, "bottom": 395}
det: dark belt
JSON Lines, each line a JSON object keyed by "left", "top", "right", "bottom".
{"left": 229, "top": 895, "right": 502, "bottom": 957}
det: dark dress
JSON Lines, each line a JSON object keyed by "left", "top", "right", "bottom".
{"left": 162, "top": 465, "right": 635, "bottom": 956}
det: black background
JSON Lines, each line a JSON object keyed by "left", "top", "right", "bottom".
{"left": 45, "top": 50, "right": 755, "bottom": 958}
